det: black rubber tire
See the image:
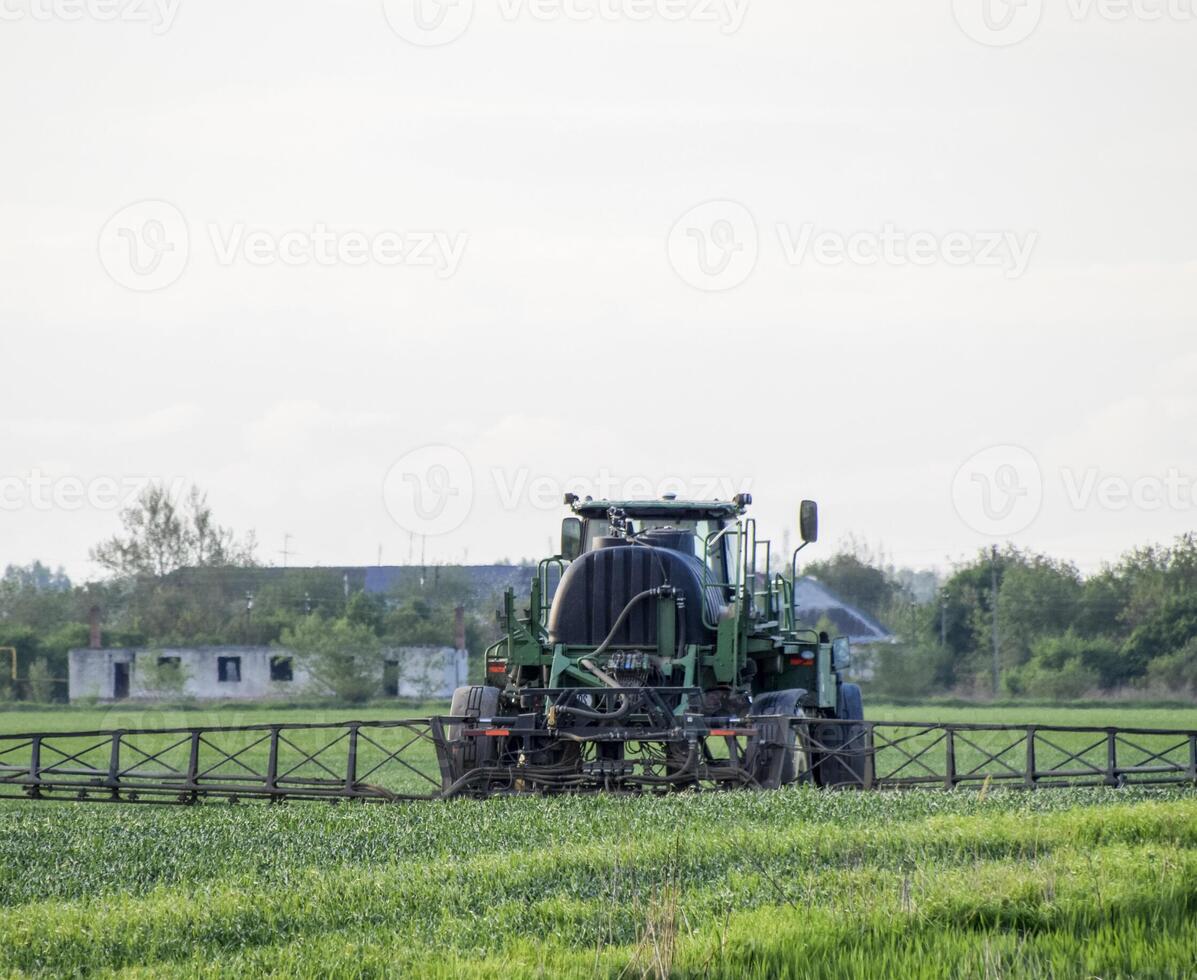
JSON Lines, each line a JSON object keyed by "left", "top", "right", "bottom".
{"left": 748, "top": 690, "right": 808, "bottom": 788}
{"left": 448, "top": 685, "right": 500, "bottom": 771}
{"left": 779, "top": 708, "right": 810, "bottom": 785}
{"left": 816, "top": 683, "right": 871, "bottom": 788}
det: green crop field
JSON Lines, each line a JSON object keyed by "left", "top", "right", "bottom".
{"left": 0, "top": 703, "right": 1194, "bottom": 978}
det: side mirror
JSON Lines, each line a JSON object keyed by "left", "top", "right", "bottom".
{"left": 560, "top": 518, "right": 583, "bottom": 560}
{"left": 832, "top": 636, "right": 851, "bottom": 669}
{"left": 800, "top": 500, "right": 819, "bottom": 544}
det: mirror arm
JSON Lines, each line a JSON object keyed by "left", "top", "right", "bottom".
{"left": 789, "top": 543, "right": 811, "bottom": 625}
{"left": 790, "top": 543, "right": 809, "bottom": 584}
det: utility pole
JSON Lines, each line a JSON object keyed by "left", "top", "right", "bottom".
{"left": 991, "top": 545, "right": 1000, "bottom": 697}
{"left": 940, "top": 589, "right": 950, "bottom": 648}
{"left": 278, "top": 533, "right": 297, "bottom": 568}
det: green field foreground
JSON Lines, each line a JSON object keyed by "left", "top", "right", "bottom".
{"left": 0, "top": 703, "right": 1195, "bottom": 978}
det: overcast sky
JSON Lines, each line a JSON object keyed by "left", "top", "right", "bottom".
{"left": 1, "top": 0, "right": 1194, "bottom": 581}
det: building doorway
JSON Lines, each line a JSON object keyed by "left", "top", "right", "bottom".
{"left": 383, "top": 661, "right": 400, "bottom": 698}
{"left": 113, "top": 661, "right": 130, "bottom": 699}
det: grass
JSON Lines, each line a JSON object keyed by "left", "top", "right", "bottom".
{"left": 0, "top": 702, "right": 1194, "bottom": 977}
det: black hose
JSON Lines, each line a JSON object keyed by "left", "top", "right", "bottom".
{"left": 557, "top": 694, "right": 638, "bottom": 722}
{"left": 590, "top": 587, "right": 664, "bottom": 658}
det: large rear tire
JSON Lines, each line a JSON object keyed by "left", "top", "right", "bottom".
{"left": 447, "top": 685, "right": 500, "bottom": 775}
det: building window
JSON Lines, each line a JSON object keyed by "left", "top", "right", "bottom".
{"left": 158, "top": 656, "right": 181, "bottom": 669}
{"left": 270, "top": 656, "right": 293, "bottom": 682}
{"left": 217, "top": 656, "right": 242, "bottom": 683}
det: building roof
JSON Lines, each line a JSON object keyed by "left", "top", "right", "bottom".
{"left": 793, "top": 577, "right": 894, "bottom": 646}
{"left": 361, "top": 565, "right": 532, "bottom": 597}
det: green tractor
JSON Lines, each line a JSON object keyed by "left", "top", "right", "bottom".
{"left": 442, "top": 494, "right": 871, "bottom": 794}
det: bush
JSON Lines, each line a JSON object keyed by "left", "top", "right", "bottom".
{"left": 1005, "top": 657, "right": 1098, "bottom": 700}
{"left": 1003, "top": 632, "right": 1124, "bottom": 699}
{"left": 1146, "top": 637, "right": 1197, "bottom": 695}
{"left": 26, "top": 659, "right": 56, "bottom": 703}
{"left": 870, "top": 642, "right": 954, "bottom": 699}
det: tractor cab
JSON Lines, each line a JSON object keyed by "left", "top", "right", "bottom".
{"left": 559, "top": 493, "right": 749, "bottom": 587}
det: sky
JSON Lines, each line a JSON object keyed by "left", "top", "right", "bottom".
{"left": 1, "top": 0, "right": 1194, "bottom": 581}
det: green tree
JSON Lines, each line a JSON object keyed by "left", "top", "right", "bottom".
{"left": 281, "top": 616, "right": 382, "bottom": 704}
{"left": 135, "top": 653, "right": 191, "bottom": 700}
{"left": 87, "top": 484, "right": 259, "bottom": 647}
{"left": 805, "top": 550, "right": 897, "bottom": 622}
{"left": 995, "top": 554, "right": 1083, "bottom": 670}
{"left": 1121, "top": 593, "right": 1197, "bottom": 681}
{"left": 0, "top": 563, "right": 75, "bottom": 634}
{"left": 91, "top": 483, "right": 256, "bottom": 579}
{"left": 346, "top": 592, "right": 387, "bottom": 635}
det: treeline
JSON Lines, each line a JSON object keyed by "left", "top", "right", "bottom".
{"left": 805, "top": 536, "right": 1197, "bottom": 700}
{"left": 0, "top": 485, "right": 508, "bottom": 702}
{"left": 5, "top": 481, "right": 1196, "bottom": 703}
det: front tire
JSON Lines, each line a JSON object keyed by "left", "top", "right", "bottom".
{"left": 814, "top": 683, "right": 872, "bottom": 788}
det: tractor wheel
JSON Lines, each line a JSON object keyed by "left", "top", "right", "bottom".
{"left": 747, "top": 690, "right": 809, "bottom": 789}
{"left": 814, "top": 683, "right": 871, "bottom": 788}
{"left": 780, "top": 712, "right": 812, "bottom": 785}
{"left": 447, "top": 685, "right": 500, "bottom": 774}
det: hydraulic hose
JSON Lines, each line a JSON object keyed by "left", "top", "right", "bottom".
{"left": 556, "top": 693, "right": 638, "bottom": 722}
{"left": 590, "top": 587, "right": 668, "bottom": 658}
{"left": 580, "top": 659, "right": 622, "bottom": 689}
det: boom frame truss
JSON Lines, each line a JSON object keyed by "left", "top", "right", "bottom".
{"left": 1, "top": 716, "right": 1194, "bottom": 805}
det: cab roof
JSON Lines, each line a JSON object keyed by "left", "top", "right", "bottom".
{"left": 568, "top": 496, "right": 748, "bottom": 519}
